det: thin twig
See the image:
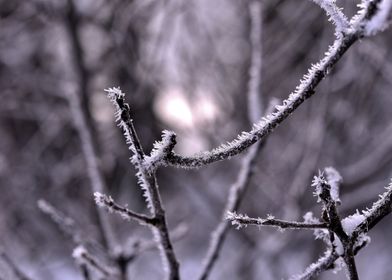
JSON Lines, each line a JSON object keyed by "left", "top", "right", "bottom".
{"left": 64, "top": 0, "right": 117, "bottom": 251}
{"left": 67, "top": 89, "right": 117, "bottom": 250}
{"left": 94, "top": 192, "right": 157, "bottom": 226}
{"left": 227, "top": 212, "right": 328, "bottom": 230}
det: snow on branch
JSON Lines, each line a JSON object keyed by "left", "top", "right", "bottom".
{"left": 312, "top": 170, "right": 341, "bottom": 205}
{"left": 325, "top": 167, "right": 342, "bottom": 203}
{"left": 94, "top": 192, "right": 156, "bottom": 226}
{"left": 352, "top": 179, "right": 392, "bottom": 237}
{"left": 229, "top": 170, "right": 392, "bottom": 279}
{"left": 298, "top": 169, "right": 392, "bottom": 280}
{"left": 226, "top": 212, "right": 328, "bottom": 230}
{"left": 352, "top": 0, "right": 392, "bottom": 35}
{"left": 144, "top": 130, "right": 177, "bottom": 173}
{"left": 310, "top": 0, "right": 350, "bottom": 35}
{"left": 311, "top": 170, "right": 349, "bottom": 244}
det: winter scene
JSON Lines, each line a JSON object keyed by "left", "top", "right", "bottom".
{"left": 0, "top": 0, "right": 392, "bottom": 279}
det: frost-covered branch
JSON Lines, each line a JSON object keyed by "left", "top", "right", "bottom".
{"left": 229, "top": 168, "right": 392, "bottom": 279}
{"left": 143, "top": 0, "right": 389, "bottom": 170}
{"left": 94, "top": 192, "right": 157, "bottom": 226}
{"left": 309, "top": 0, "right": 350, "bottom": 35}
{"left": 293, "top": 179, "right": 392, "bottom": 279}
{"left": 352, "top": 179, "right": 392, "bottom": 238}
{"left": 289, "top": 250, "right": 339, "bottom": 280}
{"left": 352, "top": 0, "right": 392, "bottom": 35}
{"left": 144, "top": 130, "right": 177, "bottom": 174}
{"left": 227, "top": 212, "right": 328, "bottom": 230}
{"left": 105, "top": 87, "right": 179, "bottom": 280}
{"left": 312, "top": 172, "right": 348, "bottom": 242}
{"left": 105, "top": 88, "right": 162, "bottom": 212}
{"left": 312, "top": 171, "right": 359, "bottom": 279}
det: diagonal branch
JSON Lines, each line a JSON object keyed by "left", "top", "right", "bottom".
{"left": 309, "top": 0, "right": 350, "bottom": 35}
{"left": 351, "top": 180, "right": 392, "bottom": 238}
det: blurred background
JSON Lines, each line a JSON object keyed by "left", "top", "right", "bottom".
{"left": 0, "top": 0, "right": 392, "bottom": 279}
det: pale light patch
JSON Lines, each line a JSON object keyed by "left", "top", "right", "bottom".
{"left": 194, "top": 95, "right": 219, "bottom": 123}
{"left": 154, "top": 87, "right": 221, "bottom": 155}
{"left": 154, "top": 87, "right": 194, "bottom": 129}
{"left": 91, "top": 91, "right": 115, "bottom": 124}
{"left": 176, "top": 132, "right": 209, "bottom": 155}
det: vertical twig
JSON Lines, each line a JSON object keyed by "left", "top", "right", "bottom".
{"left": 63, "top": 0, "right": 118, "bottom": 252}
{"left": 198, "top": 1, "right": 264, "bottom": 279}
{"left": 67, "top": 90, "right": 118, "bottom": 250}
